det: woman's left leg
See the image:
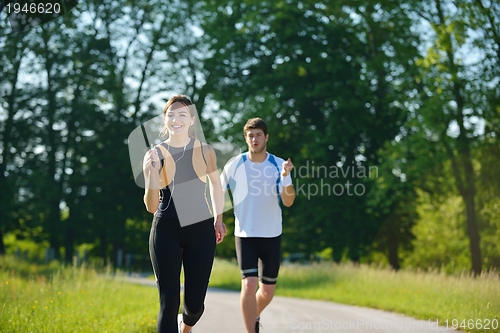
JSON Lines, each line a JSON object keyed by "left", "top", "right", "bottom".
{"left": 181, "top": 219, "right": 216, "bottom": 327}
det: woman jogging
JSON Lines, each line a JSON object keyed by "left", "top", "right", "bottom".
{"left": 143, "top": 94, "right": 226, "bottom": 333}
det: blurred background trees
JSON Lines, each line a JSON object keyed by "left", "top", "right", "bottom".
{"left": 1, "top": 0, "right": 498, "bottom": 274}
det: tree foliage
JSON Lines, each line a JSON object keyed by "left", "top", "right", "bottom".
{"left": 0, "top": 0, "right": 498, "bottom": 273}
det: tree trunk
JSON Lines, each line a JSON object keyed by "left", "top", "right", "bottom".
{"left": 461, "top": 152, "right": 482, "bottom": 275}
{"left": 42, "top": 27, "right": 63, "bottom": 260}
{"left": 100, "top": 235, "right": 109, "bottom": 262}
{"left": 0, "top": 230, "right": 5, "bottom": 255}
{"left": 64, "top": 226, "right": 75, "bottom": 263}
{"left": 387, "top": 229, "right": 400, "bottom": 271}
{"left": 0, "top": 40, "right": 25, "bottom": 256}
{"left": 434, "top": 0, "right": 482, "bottom": 276}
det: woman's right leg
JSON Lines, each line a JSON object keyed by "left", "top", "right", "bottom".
{"left": 149, "top": 216, "right": 183, "bottom": 333}
{"left": 181, "top": 219, "right": 216, "bottom": 327}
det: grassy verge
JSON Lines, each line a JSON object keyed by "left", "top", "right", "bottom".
{"left": 0, "top": 256, "right": 158, "bottom": 333}
{"left": 209, "top": 259, "right": 500, "bottom": 333}
{"left": 2, "top": 256, "right": 498, "bottom": 333}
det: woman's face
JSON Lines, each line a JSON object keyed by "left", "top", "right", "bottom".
{"left": 164, "top": 102, "right": 195, "bottom": 136}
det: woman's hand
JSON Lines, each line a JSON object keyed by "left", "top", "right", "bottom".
{"left": 143, "top": 146, "right": 160, "bottom": 174}
{"left": 214, "top": 219, "right": 227, "bottom": 244}
{"left": 143, "top": 146, "right": 160, "bottom": 189}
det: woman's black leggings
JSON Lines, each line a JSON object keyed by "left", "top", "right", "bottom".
{"left": 149, "top": 216, "right": 216, "bottom": 333}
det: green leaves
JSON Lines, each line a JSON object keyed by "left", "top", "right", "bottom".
{"left": 1, "top": 0, "right": 498, "bottom": 272}
{"left": 199, "top": 0, "right": 422, "bottom": 263}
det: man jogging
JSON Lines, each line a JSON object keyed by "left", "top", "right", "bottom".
{"left": 221, "top": 117, "right": 295, "bottom": 333}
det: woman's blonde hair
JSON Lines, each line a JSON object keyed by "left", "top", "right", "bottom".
{"left": 160, "top": 94, "right": 196, "bottom": 138}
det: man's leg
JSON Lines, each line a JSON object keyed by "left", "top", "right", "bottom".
{"left": 241, "top": 276, "right": 259, "bottom": 333}
{"left": 256, "top": 282, "right": 276, "bottom": 317}
{"left": 236, "top": 236, "right": 260, "bottom": 333}
{"left": 255, "top": 235, "right": 281, "bottom": 328}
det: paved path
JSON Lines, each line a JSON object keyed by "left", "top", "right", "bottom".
{"left": 126, "top": 277, "right": 459, "bottom": 333}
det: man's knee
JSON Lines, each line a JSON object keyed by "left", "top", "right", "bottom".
{"left": 241, "top": 276, "right": 259, "bottom": 294}
{"left": 259, "top": 284, "right": 276, "bottom": 299}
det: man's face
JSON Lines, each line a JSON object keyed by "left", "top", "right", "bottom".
{"left": 245, "top": 128, "right": 268, "bottom": 154}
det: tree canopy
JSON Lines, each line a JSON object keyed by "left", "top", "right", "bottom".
{"left": 1, "top": 0, "right": 498, "bottom": 273}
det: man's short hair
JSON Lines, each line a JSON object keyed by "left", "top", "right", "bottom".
{"left": 243, "top": 117, "right": 268, "bottom": 136}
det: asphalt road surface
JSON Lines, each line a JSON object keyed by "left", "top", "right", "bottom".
{"left": 127, "top": 277, "right": 460, "bottom": 333}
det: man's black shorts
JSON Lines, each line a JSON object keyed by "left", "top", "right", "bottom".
{"left": 235, "top": 235, "right": 281, "bottom": 285}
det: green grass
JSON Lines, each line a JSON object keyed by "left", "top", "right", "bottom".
{"left": 0, "top": 256, "right": 158, "bottom": 333}
{"left": 209, "top": 259, "right": 500, "bottom": 333}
